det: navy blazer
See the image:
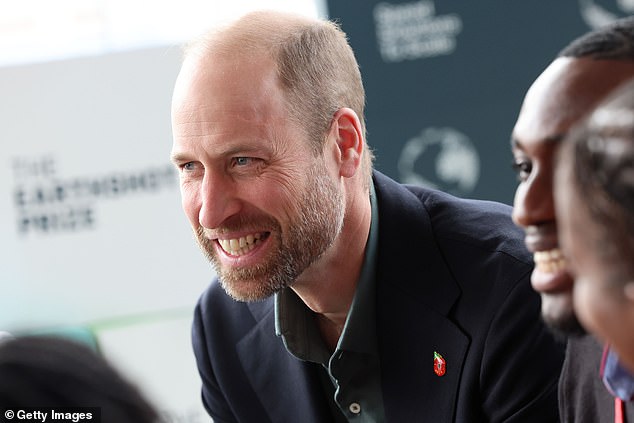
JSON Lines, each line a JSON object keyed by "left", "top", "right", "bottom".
{"left": 192, "top": 171, "right": 564, "bottom": 422}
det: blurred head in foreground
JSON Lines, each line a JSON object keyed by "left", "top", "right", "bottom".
{"left": 0, "top": 335, "right": 159, "bottom": 422}
{"left": 555, "top": 79, "right": 634, "bottom": 373}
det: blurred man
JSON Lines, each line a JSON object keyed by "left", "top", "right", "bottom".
{"left": 555, "top": 78, "right": 634, "bottom": 411}
{"left": 511, "top": 16, "right": 634, "bottom": 423}
{"left": 172, "top": 10, "right": 563, "bottom": 422}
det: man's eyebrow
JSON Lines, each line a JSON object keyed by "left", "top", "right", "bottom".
{"left": 510, "top": 133, "right": 567, "bottom": 150}
{"left": 169, "top": 144, "right": 269, "bottom": 164}
{"left": 170, "top": 152, "right": 190, "bottom": 164}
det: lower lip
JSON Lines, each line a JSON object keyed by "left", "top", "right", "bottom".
{"left": 530, "top": 266, "right": 573, "bottom": 294}
{"left": 216, "top": 235, "right": 270, "bottom": 264}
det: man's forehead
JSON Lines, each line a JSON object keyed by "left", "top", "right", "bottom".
{"left": 525, "top": 57, "right": 634, "bottom": 110}
{"left": 172, "top": 56, "right": 285, "bottom": 124}
{"left": 513, "top": 57, "right": 634, "bottom": 146}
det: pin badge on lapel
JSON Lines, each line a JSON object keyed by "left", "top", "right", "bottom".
{"left": 434, "top": 351, "right": 446, "bottom": 377}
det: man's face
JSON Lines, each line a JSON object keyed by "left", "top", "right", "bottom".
{"left": 511, "top": 56, "right": 634, "bottom": 334}
{"left": 170, "top": 53, "right": 345, "bottom": 302}
{"left": 554, "top": 141, "right": 634, "bottom": 371}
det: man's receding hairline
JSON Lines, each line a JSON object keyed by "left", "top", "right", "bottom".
{"left": 183, "top": 10, "right": 320, "bottom": 62}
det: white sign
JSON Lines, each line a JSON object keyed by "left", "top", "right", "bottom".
{"left": 373, "top": 0, "right": 463, "bottom": 62}
{"left": 0, "top": 46, "right": 212, "bottom": 422}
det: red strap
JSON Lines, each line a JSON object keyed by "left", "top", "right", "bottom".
{"left": 615, "top": 397, "right": 625, "bottom": 423}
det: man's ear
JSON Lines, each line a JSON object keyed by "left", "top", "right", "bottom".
{"left": 330, "top": 107, "right": 364, "bottom": 178}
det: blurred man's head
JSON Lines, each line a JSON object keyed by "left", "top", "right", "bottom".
{"left": 510, "top": 16, "right": 634, "bottom": 336}
{"left": 555, "top": 79, "right": 634, "bottom": 372}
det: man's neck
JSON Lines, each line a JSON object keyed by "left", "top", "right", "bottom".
{"left": 290, "top": 187, "right": 372, "bottom": 351}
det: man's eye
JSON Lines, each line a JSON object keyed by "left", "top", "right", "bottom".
{"left": 511, "top": 159, "right": 532, "bottom": 182}
{"left": 182, "top": 162, "right": 197, "bottom": 171}
{"left": 234, "top": 157, "right": 252, "bottom": 166}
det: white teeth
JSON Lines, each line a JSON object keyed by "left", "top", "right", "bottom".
{"left": 218, "top": 233, "right": 263, "bottom": 256}
{"left": 533, "top": 248, "right": 567, "bottom": 273}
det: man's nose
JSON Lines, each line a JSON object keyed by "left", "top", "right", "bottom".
{"left": 512, "top": 172, "right": 555, "bottom": 229}
{"left": 198, "top": 171, "right": 241, "bottom": 229}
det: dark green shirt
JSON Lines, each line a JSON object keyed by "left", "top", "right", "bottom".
{"left": 275, "top": 184, "right": 385, "bottom": 422}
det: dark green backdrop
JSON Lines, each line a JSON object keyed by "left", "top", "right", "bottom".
{"left": 326, "top": 0, "right": 633, "bottom": 204}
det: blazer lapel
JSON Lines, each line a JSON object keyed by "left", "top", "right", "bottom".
{"left": 373, "top": 172, "right": 469, "bottom": 422}
{"left": 377, "top": 289, "right": 469, "bottom": 422}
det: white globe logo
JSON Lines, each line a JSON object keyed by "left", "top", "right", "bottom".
{"left": 579, "top": 0, "right": 634, "bottom": 29}
{"left": 398, "top": 127, "right": 480, "bottom": 196}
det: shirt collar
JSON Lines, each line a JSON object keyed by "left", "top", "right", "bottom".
{"left": 336, "top": 181, "right": 379, "bottom": 355}
{"left": 602, "top": 345, "right": 634, "bottom": 401}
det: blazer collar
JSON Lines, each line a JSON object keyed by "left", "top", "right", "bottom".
{"left": 372, "top": 170, "right": 460, "bottom": 315}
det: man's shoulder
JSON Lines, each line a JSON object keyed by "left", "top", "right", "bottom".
{"left": 373, "top": 171, "right": 529, "bottom": 265}
{"left": 420, "top": 188, "right": 526, "bottom": 259}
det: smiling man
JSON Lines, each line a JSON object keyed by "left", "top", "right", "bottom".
{"left": 510, "top": 16, "right": 634, "bottom": 423}
{"left": 173, "top": 50, "right": 350, "bottom": 304}
{"left": 171, "top": 10, "right": 563, "bottom": 422}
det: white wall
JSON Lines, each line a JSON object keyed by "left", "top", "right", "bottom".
{"left": 0, "top": 45, "right": 211, "bottom": 421}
